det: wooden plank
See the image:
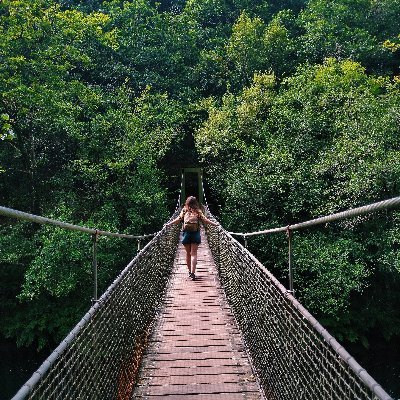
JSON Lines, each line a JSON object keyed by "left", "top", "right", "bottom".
{"left": 137, "top": 395, "right": 260, "bottom": 400}
{"left": 140, "top": 373, "right": 255, "bottom": 385}
{"left": 140, "top": 365, "right": 254, "bottom": 377}
{"left": 137, "top": 382, "right": 260, "bottom": 396}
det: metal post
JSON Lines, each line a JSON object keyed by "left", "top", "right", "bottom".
{"left": 92, "top": 232, "right": 98, "bottom": 303}
{"left": 137, "top": 239, "right": 141, "bottom": 252}
{"left": 198, "top": 169, "right": 204, "bottom": 205}
{"left": 181, "top": 170, "right": 186, "bottom": 206}
{"left": 217, "top": 228, "right": 221, "bottom": 267}
{"left": 287, "top": 227, "right": 294, "bottom": 295}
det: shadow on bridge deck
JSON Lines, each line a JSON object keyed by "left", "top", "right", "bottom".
{"left": 133, "top": 229, "right": 263, "bottom": 399}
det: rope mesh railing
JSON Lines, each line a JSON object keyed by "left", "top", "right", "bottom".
{"left": 11, "top": 214, "right": 181, "bottom": 400}
{"left": 205, "top": 210, "right": 392, "bottom": 400}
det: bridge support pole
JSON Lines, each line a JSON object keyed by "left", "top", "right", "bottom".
{"left": 92, "top": 232, "right": 98, "bottom": 303}
{"left": 181, "top": 173, "right": 185, "bottom": 206}
{"left": 287, "top": 227, "right": 294, "bottom": 296}
{"left": 198, "top": 169, "right": 204, "bottom": 205}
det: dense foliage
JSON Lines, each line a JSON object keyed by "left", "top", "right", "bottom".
{"left": 197, "top": 62, "right": 400, "bottom": 343}
{"left": 0, "top": 0, "right": 399, "bottom": 396}
{"left": 0, "top": 0, "right": 186, "bottom": 349}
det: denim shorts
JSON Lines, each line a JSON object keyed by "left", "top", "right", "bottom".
{"left": 182, "top": 230, "right": 201, "bottom": 245}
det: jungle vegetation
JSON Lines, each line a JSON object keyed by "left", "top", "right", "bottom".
{"left": 1, "top": 0, "right": 399, "bottom": 396}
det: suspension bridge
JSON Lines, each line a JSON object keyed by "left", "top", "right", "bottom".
{"left": 1, "top": 172, "right": 398, "bottom": 400}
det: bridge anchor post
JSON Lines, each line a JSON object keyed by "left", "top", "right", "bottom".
{"left": 287, "top": 227, "right": 294, "bottom": 296}
{"left": 92, "top": 232, "right": 99, "bottom": 303}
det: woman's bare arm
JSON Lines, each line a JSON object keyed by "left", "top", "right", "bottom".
{"left": 166, "top": 217, "right": 182, "bottom": 226}
{"left": 202, "top": 216, "right": 219, "bottom": 226}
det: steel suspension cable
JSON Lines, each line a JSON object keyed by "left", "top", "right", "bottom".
{"left": 0, "top": 206, "right": 157, "bottom": 240}
{"left": 201, "top": 176, "right": 209, "bottom": 209}
{"left": 175, "top": 171, "right": 184, "bottom": 211}
{"left": 228, "top": 196, "right": 400, "bottom": 237}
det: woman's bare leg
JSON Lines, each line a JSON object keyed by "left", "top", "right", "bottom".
{"left": 184, "top": 244, "right": 191, "bottom": 274}
{"left": 190, "top": 243, "right": 199, "bottom": 275}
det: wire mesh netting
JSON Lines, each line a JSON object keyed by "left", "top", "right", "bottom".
{"left": 13, "top": 221, "right": 180, "bottom": 400}
{"left": 205, "top": 212, "right": 392, "bottom": 400}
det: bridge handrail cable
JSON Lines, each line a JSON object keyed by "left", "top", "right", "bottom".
{"left": 229, "top": 196, "right": 400, "bottom": 237}
{"left": 0, "top": 206, "right": 157, "bottom": 240}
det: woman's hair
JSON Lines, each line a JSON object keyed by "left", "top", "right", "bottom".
{"left": 185, "top": 196, "right": 200, "bottom": 211}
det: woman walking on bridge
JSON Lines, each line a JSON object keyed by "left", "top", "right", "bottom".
{"left": 167, "top": 196, "right": 218, "bottom": 280}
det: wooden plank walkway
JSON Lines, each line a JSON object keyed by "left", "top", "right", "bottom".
{"left": 133, "top": 230, "right": 263, "bottom": 399}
